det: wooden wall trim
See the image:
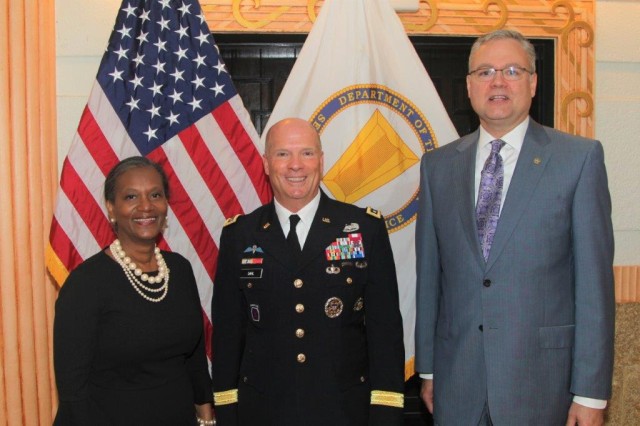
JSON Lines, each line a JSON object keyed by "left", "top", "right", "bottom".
{"left": 202, "top": 0, "right": 595, "bottom": 138}
{"left": 615, "top": 266, "right": 640, "bottom": 304}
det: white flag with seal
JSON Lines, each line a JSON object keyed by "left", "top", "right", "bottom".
{"left": 263, "top": 0, "right": 458, "bottom": 379}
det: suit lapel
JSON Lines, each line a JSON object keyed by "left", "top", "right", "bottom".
{"left": 486, "top": 121, "right": 552, "bottom": 270}
{"left": 455, "top": 131, "right": 486, "bottom": 268}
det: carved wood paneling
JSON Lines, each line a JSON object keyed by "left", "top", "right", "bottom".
{"left": 201, "top": 0, "right": 595, "bottom": 137}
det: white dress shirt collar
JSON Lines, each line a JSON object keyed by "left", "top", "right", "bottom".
{"left": 273, "top": 191, "right": 321, "bottom": 244}
{"left": 478, "top": 116, "right": 529, "bottom": 152}
{"left": 474, "top": 117, "right": 530, "bottom": 209}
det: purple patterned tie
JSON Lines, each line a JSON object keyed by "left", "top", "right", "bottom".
{"left": 476, "top": 139, "right": 506, "bottom": 261}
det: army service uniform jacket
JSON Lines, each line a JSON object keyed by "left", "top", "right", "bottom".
{"left": 211, "top": 192, "right": 405, "bottom": 426}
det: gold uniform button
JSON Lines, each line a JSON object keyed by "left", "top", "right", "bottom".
{"left": 346, "top": 277, "right": 353, "bottom": 284}
{"left": 297, "top": 353, "right": 306, "bottom": 363}
{"left": 246, "top": 282, "right": 253, "bottom": 289}
{"left": 295, "top": 328, "right": 305, "bottom": 338}
{"left": 294, "top": 279, "right": 303, "bottom": 288}
{"left": 295, "top": 303, "right": 305, "bottom": 313}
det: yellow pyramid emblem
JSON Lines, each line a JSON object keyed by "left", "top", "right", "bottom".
{"left": 323, "top": 109, "right": 419, "bottom": 203}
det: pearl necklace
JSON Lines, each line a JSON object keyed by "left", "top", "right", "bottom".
{"left": 109, "top": 239, "right": 170, "bottom": 302}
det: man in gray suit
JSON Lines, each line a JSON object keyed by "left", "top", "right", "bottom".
{"left": 415, "top": 30, "right": 615, "bottom": 425}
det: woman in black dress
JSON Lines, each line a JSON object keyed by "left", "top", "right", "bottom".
{"left": 53, "top": 157, "right": 214, "bottom": 425}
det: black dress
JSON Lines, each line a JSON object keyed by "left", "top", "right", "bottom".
{"left": 54, "top": 250, "right": 212, "bottom": 425}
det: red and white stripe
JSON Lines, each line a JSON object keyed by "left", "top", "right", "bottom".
{"left": 49, "top": 82, "right": 271, "bottom": 358}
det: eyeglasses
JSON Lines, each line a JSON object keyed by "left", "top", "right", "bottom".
{"left": 468, "top": 66, "right": 533, "bottom": 82}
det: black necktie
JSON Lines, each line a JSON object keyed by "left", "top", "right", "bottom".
{"left": 287, "top": 214, "right": 302, "bottom": 253}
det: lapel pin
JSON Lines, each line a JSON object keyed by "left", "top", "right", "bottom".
{"left": 533, "top": 157, "right": 542, "bottom": 165}
{"left": 263, "top": 222, "right": 271, "bottom": 229}
{"left": 322, "top": 217, "right": 331, "bottom": 223}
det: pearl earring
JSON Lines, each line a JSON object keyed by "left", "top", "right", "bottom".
{"left": 110, "top": 218, "right": 116, "bottom": 223}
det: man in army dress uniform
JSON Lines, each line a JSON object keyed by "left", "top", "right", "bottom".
{"left": 211, "top": 118, "right": 405, "bottom": 426}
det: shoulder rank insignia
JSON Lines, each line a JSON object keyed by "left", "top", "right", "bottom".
{"left": 223, "top": 214, "right": 241, "bottom": 227}
{"left": 366, "top": 207, "right": 382, "bottom": 219}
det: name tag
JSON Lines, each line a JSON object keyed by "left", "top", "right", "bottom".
{"left": 241, "top": 268, "right": 263, "bottom": 279}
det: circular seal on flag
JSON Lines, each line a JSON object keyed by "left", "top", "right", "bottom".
{"left": 309, "top": 84, "right": 438, "bottom": 234}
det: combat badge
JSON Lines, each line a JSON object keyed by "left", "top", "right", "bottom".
{"left": 324, "top": 297, "right": 344, "bottom": 318}
{"left": 343, "top": 222, "right": 359, "bottom": 232}
{"left": 242, "top": 246, "right": 264, "bottom": 265}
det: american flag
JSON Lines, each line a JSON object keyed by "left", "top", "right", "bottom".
{"left": 47, "top": 0, "right": 271, "bottom": 357}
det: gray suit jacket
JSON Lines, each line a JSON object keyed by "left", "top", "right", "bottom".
{"left": 415, "top": 120, "right": 615, "bottom": 425}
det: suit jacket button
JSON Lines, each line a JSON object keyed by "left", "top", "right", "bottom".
{"left": 483, "top": 279, "right": 491, "bottom": 287}
{"left": 478, "top": 325, "right": 483, "bottom": 332}
{"left": 297, "top": 353, "right": 306, "bottom": 363}
{"left": 243, "top": 376, "right": 248, "bottom": 383}
{"left": 246, "top": 282, "right": 253, "bottom": 289}
{"left": 295, "top": 303, "right": 305, "bottom": 313}
{"left": 295, "top": 328, "right": 305, "bottom": 338}
{"left": 294, "top": 279, "right": 303, "bottom": 288}
{"left": 346, "top": 277, "right": 353, "bottom": 284}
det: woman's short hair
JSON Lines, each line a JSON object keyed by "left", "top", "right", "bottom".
{"left": 104, "top": 156, "right": 170, "bottom": 203}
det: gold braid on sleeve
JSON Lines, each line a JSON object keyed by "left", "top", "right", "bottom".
{"left": 213, "top": 389, "right": 238, "bottom": 406}
{"left": 370, "top": 390, "right": 404, "bottom": 408}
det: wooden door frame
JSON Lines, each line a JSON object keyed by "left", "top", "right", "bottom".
{"left": 202, "top": 0, "right": 595, "bottom": 137}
